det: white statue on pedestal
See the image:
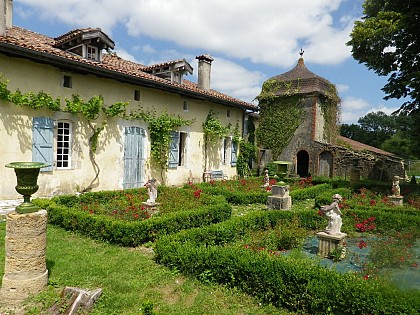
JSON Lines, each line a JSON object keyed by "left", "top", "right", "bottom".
{"left": 391, "top": 176, "right": 401, "bottom": 197}
{"left": 145, "top": 178, "right": 157, "bottom": 204}
{"left": 320, "top": 194, "right": 343, "bottom": 235}
{"left": 263, "top": 170, "right": 270, "bottom": 187}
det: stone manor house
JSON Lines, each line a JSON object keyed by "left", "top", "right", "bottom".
{"left": 0, "top": 0, "right": 257, "bottom": 199}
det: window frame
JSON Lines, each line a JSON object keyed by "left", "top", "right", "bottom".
{"left": 56, "top": 121, "right": 72, "bottom": 170}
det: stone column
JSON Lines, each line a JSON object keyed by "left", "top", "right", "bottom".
{"left": 0, "top": 209, "right": 48, "bottom": 302}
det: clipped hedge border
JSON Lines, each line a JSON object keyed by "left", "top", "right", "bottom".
{"left": 196, "top": 183, "right": 333, "bottom": 205}
{"left": 34, "top": 197, "right": 231, "bottom": 247}
{"left": 155, "top": 240, "right": 420, "bottom": 314}
{"left": 155, "top": 209, "right": 420, "bottom": 314}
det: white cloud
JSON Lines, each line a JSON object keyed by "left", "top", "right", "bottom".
{"left": 16, "top": 0, "right": 356, "bottom": 67}
{"left": 341, "top": 96, "right": 401, "bottom": 124}
{"left": 113, "top": 48, "right": 139, "bottom": 63}
{"left": 336, "top": 84, "right": 349, "bottom": 93}
{"left": 341, "top": 96, "right": 370, "bottom": 124}
{"left": 206, "top": 58, "right": 266, "bottom": 102}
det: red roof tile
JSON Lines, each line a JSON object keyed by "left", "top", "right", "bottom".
{"left": 338, "top": 136, "right": 397, "bottom": 158}
{"left": 0, "top": 26, "right": 256, "bottom": 110}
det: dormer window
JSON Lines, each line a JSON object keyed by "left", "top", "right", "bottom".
{"left": 87, "top": 45, "right": 98, "bottom": 60}
{"left": 143, "top": 59, "right": 193, "bottom": 84}
{"left": 54, "top": 28, "right": 115, "bottom": 62}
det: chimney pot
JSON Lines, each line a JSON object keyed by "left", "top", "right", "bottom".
{"left": 196, "top": 54, "right": 214, "bottom": 92}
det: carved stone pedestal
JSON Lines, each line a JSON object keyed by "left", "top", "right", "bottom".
{"left": 142, "top": 202, "right": 160, "bottom": 217}
{"left": 388, "top": 195, "right": 403, "bottom": 206}
{"left": 317, "top": 231, "right": 347, "bottom": 258}
{"left": 267, "top": 185, "right": 292, "bottom": 210}
{"left": 0, "top": 209, "right": 48, "bottom": 303}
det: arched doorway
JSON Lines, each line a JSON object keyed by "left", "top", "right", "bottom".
{"left": 297, "top": 150, "right": 309, "bottom": 177}
{"left": 319, "top": 151, "right": 333, "bottom": 177}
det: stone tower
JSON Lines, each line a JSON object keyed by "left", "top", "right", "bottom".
{"left": 257, "top": 55, "right": 340, "bottom": 177}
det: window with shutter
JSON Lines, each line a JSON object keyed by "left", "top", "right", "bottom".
{"left": 168, "top": 131, "right": 180, "bottom": 169}
{"left": 231, "top": 141, "right": 238, "bottom": 166}
{"left": 32, "top": 117, "right": 54, "bottom": 171}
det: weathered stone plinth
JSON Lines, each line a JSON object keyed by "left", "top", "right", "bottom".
{"left": 388, "top": 195, "right": 403, "bottom": 206}
{"left": 267, "top": 185, "right": 292, "bottom": 210}
{"left": 142, "top": 202, "right": 160, "bottom": 217}
{"left": 317, "top": 231, "right": 347, "bottom": 258}
{"left": 0, "top": 209, "right": 48, "bottom": 303}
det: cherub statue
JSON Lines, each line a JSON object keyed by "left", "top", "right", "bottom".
{"left": 263, "top": 169, "right": 270, "bottom": 187}
{"left": 319, "top": 194, "right": 343, "bottom": 235}
{"left": 391, "top": 176, "right": 401, "bottom": 197}
{"left": 145, "top": 178, "right": 158, "bottom": 204}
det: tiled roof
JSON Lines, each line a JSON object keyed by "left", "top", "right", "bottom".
{"left": 338, "top": 135, "right": 397, "bottom": 158}
{"left": 0, "top": 26, "right": 256, "bottom": 110}
{"left": 268, "top": 58, "right": 334, "bottom": 96}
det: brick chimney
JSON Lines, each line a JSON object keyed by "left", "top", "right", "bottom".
{"left": 196, "top": 54, "right": 214, "bottom": 91}
{"left": 0, "top": 0, "right": 12, "bottom": 36}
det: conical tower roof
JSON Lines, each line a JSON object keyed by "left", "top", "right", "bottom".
{"left": 268, "top": 57, "right": 333, "bottom": 96}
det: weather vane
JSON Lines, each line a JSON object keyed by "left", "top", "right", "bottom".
{"left": 299, "top": 47, "right": 304, "bottom": 57}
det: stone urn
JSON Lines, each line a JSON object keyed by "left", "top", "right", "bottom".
{"left": 5, "top": 162, "right": 49, "bottom": 214}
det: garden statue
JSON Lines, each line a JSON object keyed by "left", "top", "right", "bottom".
{"left": 263, "top": 170, "right": 270, "bottom": 187}
{"left": 391, "top": 176, "right": 401, "bottom": 197}
{"left": 145, "top": 178, "right": 158, "bottom": 204}
{"left": 319, "top": 194, "right": 343, "bottom": 235}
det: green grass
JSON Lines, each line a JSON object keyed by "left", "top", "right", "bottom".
{"left": 0, "top": 223, "right": 297, "bottom": 315}
{"left": 407, "top": 160, "right": 420, "bottom": 176}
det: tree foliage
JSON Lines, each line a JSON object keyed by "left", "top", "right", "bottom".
{"left": 340, "top": 111, "right": 418, "bottom": 158}
{"left": 347, "top": 0, "right": 420, "bottom": 113}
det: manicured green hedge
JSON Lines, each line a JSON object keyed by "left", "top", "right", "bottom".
{"left": 34, "top": 197, "right": 231, "bottom": 247}
{"left": 197, "top": 183, "right": 333, "bottom": 205}
{"left": 289, "top": 183, "right": 332, "bottom": 201}
{"left": 155, "top": 241, "right": 420, "bottom": 314}
{"left": 313, "top": 188, "right": 353, "bottom": 208}
{"left": 155, "top": 210, "right": 420, "bottom": 314}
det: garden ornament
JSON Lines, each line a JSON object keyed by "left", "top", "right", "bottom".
{"left": 391, "top": 176, "right": 401, "bottom": 197}
{"left": 319, "top": 194, "right": 343, "bottom": 235}
{"left": 145, "top": 178, "right": 158, "bottom": 204}
{"left": 263, "top": 170, "right": 270, "bottom": 187}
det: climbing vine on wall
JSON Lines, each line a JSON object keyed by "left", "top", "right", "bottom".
{"left": 0, "top": 75, "right": 128, "bottom": 192}
{"left": 129, "top": 109, "right": 193, "bottom": 180}
{"left": 319, "top": 84, "right": 341, "bottom": 143}
{"left": 236, "top": 140, "right": 257, "bottom": 178}
{"left": 256, "top": 95, "right": 304, "bottom": 158}
{"left": 202, "top": 110, "right": 231, "bottom": 172}
{"left": 256, "top": 76, "right": 341, "bottom": 158}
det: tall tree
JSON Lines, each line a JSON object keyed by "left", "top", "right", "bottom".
{"left": 347, "top": 0, "right": 420, "bottom": 114}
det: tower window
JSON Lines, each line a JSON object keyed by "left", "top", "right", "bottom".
{"left": 86, "top": 45, "right": 98, "bottom": 61}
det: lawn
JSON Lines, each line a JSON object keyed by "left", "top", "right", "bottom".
{"left": 0, "top": 222, "right": 297, "bottom": 315}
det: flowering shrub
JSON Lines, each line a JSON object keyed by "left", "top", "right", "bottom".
{"left": 73, "top": 186, "right": 210, "bottom": 221}
{"left": 354, "top": 217, "right": 376, "bottom": 232}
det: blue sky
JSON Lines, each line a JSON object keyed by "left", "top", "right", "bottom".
{"left": 12, "top": 0, "right": 403, "bottom": 124}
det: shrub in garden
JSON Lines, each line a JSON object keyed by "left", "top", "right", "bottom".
{"left": 34, "top": 189, "right": 231, "bottom": 246}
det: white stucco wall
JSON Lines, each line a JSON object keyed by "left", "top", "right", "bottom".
{"left": 0, "top": 53, "right": 242, "bottom": 199}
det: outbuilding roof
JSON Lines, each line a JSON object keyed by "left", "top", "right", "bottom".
{"left": 0, "top": 26, "right": 256, "bottom": 111}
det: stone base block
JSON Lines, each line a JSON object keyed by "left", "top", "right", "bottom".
{"left": 317, "top": 232, "right": 347, "bottom": 258}
{"left": 142, "top": 202, "right": 160, "bottom": 217}
{"left": 1, "top": 209, "right": 48, "bottom": 302}
{"left": 0, "top": 270, "right": 48, "bottom": 301}
{"left": 388, "top": 195, "right": 403, "bottom": 206}
{"left": 267, "top": 196, "right": 292, "bottom": 210}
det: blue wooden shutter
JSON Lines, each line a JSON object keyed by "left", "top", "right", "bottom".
{"left": 123, "top": 127, "right": 144, "bottom": 189}
{"left": 231, "top": 140, "right": 238, "bottom": 166}
{"left": 168, "top": 131, "right": 180, "bottom": 169}
{"left": 32, "top": 117, "right": 54, "bottom": 171}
